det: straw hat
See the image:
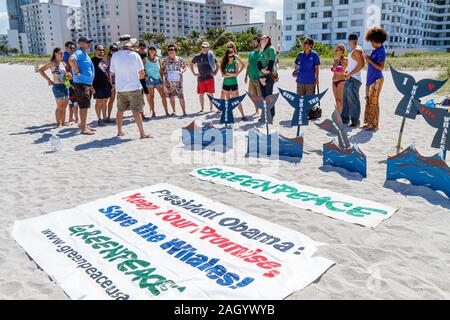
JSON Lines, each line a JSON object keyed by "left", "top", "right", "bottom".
{"left": 116, "top": 34, "right": 137, "bottom": 48}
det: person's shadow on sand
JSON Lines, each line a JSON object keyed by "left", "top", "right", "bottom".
{"left": 11, "top": 125, "right": 55, "bottom": 136}
{"left": 75, "top": 137, "right": 133, "bottom": 151}
{"left": 383, "top": 180, "right": 450, "bottom": 209}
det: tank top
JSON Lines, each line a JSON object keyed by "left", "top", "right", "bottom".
{"left": 145, "top": 58, "right": 161, "bottom": 81}
{"left": 223, "top": 60, "right": 238, "bottom": 86}
{"left": 52, "top": 63, "right": 66, "bottom": 84}
{"left": 347, "top": 46, "right": 362, "bottom": 82}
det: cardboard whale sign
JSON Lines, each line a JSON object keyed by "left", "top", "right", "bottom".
{"left": 12, "top": 184, "right": 334, "bottom": 300}
{"left": 387, "top": 146, "right": 450, "bottom": 198}
{"left": 391, "top": 66, "right": 447, "bottom": 119}
{"left": 208, "top": 94, "right": 247, "bottom": 125}
{"left": 278, "top": 88, "right": 328, "bottom": 127}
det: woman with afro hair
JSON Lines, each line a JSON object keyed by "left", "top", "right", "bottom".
{"left": 362, "top": 27, "right": 388, "bottom": 131}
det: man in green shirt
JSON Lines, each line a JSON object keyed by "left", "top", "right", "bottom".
{"left": 245, "top": 37, "right": 262, "bottom": 114}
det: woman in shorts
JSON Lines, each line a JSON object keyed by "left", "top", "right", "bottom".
{"left": 220, "top": 42, "right": 247, "bottom": 121}
{"left": 145, "top": 45, "right": 169, "bottom": 117}
{"left": 162, "top": 44, "right": 187, "bottom": 116}
{"left": 39, "top": 47, "right": 71, "bottom": 128}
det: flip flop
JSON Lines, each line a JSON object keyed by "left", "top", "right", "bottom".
{"left": 81, "top": 131, "right": 95, "bottom": 135}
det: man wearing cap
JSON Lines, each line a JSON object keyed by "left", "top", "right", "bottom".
{"left": 190, "top": 42, "right": 219, "bottom": 113}
{"left": 342, "top": 33, "right": 365, "bottom": 128}
{"left": 110, "top": 35, "right": 151, "bottom": 139}
{"left": 69, "top": 36, "right": 95, "bottom": 135}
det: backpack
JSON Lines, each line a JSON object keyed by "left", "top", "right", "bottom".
{"left": 308, "top": 85, "right": 323, "bottom": 120}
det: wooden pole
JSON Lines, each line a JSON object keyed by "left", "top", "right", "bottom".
{"left": 396, "top": 117, "right": 407, "bottom": 154}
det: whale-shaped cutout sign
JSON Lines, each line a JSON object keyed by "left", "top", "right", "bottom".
{"left": 247, "top": 93, "right": 279, "bottom": 125}
{"left": 391, "top": 65, "right": 447, "bottom": 119}
{"left": 208, "top": 94, "right": 247, "bottom": 125}
{"left": 279, "top": 88, "right": 328, "bottom": 127}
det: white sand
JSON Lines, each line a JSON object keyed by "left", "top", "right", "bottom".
{"left": 0, "top": 63, "right": 449, "bottom": 300}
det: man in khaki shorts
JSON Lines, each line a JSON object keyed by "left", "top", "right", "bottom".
{"left": 245, "top": 37, "right": 262, "bottom": 115}
{"left": 110, "top": 34, "right": 151, "bottom": 139}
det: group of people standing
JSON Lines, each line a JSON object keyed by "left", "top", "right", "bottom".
{"left": 39, "top": 27, "right": 388, "bottom": 139}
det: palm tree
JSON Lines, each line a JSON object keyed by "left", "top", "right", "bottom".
{"left": 246, "top": 26, "right": 262, "bottom": 37}
{"left": 154, "top": 34, "right": 167, "bottom": 47}
{"left": 142, "top": 33, "right": 155, "bottom": 45}
{"left": 204, "top": 28, "right": 225, "bottom": 47}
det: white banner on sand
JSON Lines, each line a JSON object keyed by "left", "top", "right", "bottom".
{"left": 190, "top": 167, "right": 398, "bottom": 228}
{"left": 11, "top": 183, "right": 334, "bottom": 300}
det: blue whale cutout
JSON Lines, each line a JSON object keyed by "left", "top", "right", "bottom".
{"left": 246, "top": 129, "right": 304, "bottom": 160}
{"left": 323, "top": 142, "right": 367, "bottom": 178}
{"left": 182, "top": 121, "right": 233, "bottom": 151}
{"left": 418, "top": 104, "right": 450, "bottom": 151}
{"left": 391, "top": 65, "right": 447, "bottom": 120}
{"left": 387, "top": 145, "right": 450, "bottom": 198}
{"left": 247, "top": 93, "right": 279, "bottom": 125}
{"left": 278, "top": 88, "right": 328, "bottom": 126}
{"left": 207, "top": 94, "right": 247, "bottom": 124}
{"left": 316, "top": 110, "right": 367, "bottom": 177}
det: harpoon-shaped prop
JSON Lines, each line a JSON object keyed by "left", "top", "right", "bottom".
{"left": 246, "top": 129, "right": 303, "bottom": 160}
{"left": 278, "top": 88, "right": 328, "bottom": 127}
{"left": 391, "top": 65, "right": 447, "bottom": 119}
{"left": 182, "top": 121, "right": 233, "bottom": 151}
{"left": 207, "top": 94, "right": 247, "bottom": 125}
{"left": 317, "top": 110, "right": 367, "bottom": 177}
{"left": 387, "top": 145, "right": 450, "bottom": 198}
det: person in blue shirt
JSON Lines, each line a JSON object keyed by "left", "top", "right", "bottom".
{"left": 63, "top": 41, "right": 79, "bottom": 124}
{"left": 69, "top": 36, "right": 96, "bottom": 135}
{"left": 362, "top": 27, "right": 388, "bottom": 131}
{"left": 293, "top": 37, "right": 320, "bottom": 96}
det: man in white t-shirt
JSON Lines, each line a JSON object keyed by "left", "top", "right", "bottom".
{"left": 110, "top": 35, "right": 151, "bottom": 139}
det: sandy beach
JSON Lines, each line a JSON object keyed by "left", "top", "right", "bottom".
{"left": 0, "top": 63, "right": 449, "bottom": 300}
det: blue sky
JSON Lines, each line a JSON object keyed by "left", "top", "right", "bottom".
{"left": 0, "top": 0, "right": 283, "bottom": 34}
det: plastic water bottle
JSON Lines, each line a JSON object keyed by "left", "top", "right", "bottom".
{"left": 50, "top": 133, "right": 62, "bottom": 152}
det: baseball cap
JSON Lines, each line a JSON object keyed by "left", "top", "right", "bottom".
{"left": 201, "top": 42, "right": 210, "bottom": 48}
{"left": 148, "top": 44, "right": 157, "bottom": 51}
{"left": 78, "top": 36, "right": 93, "bottom": 44}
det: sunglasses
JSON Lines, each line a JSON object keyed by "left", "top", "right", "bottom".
{"left": 96, "top": 49, "right": 105, "bottom": 51}
{"left": 168, "top": 48, "right": 176, "bottom": 52}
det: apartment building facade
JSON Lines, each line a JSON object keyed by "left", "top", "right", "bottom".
{"left": 6, "top": 0, "right": 39, "bottom": 53}
{"left": 225, "top": 11, "right": 283, "bottom": 50}
{"left": 80, "top": 0, "right": 252, "bottom": 45}
{"left": 21, "top": 0, "right": 81, "bottom": 54}
{"left": 282, "top": 0, "right": 450, "bottom": 53}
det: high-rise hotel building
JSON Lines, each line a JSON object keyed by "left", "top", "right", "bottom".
{"left": 80, "top": 0, "right": 252, "bottom": 45}
{"left": 282, "top": 0, "right": 450, "bottom": 53}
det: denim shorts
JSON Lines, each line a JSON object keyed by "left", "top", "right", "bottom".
{"left": 146, "top": 77, "right": 163, "bottom": 88}
{"left": 52, "top": 84, "right": 69, "bottom": 100}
